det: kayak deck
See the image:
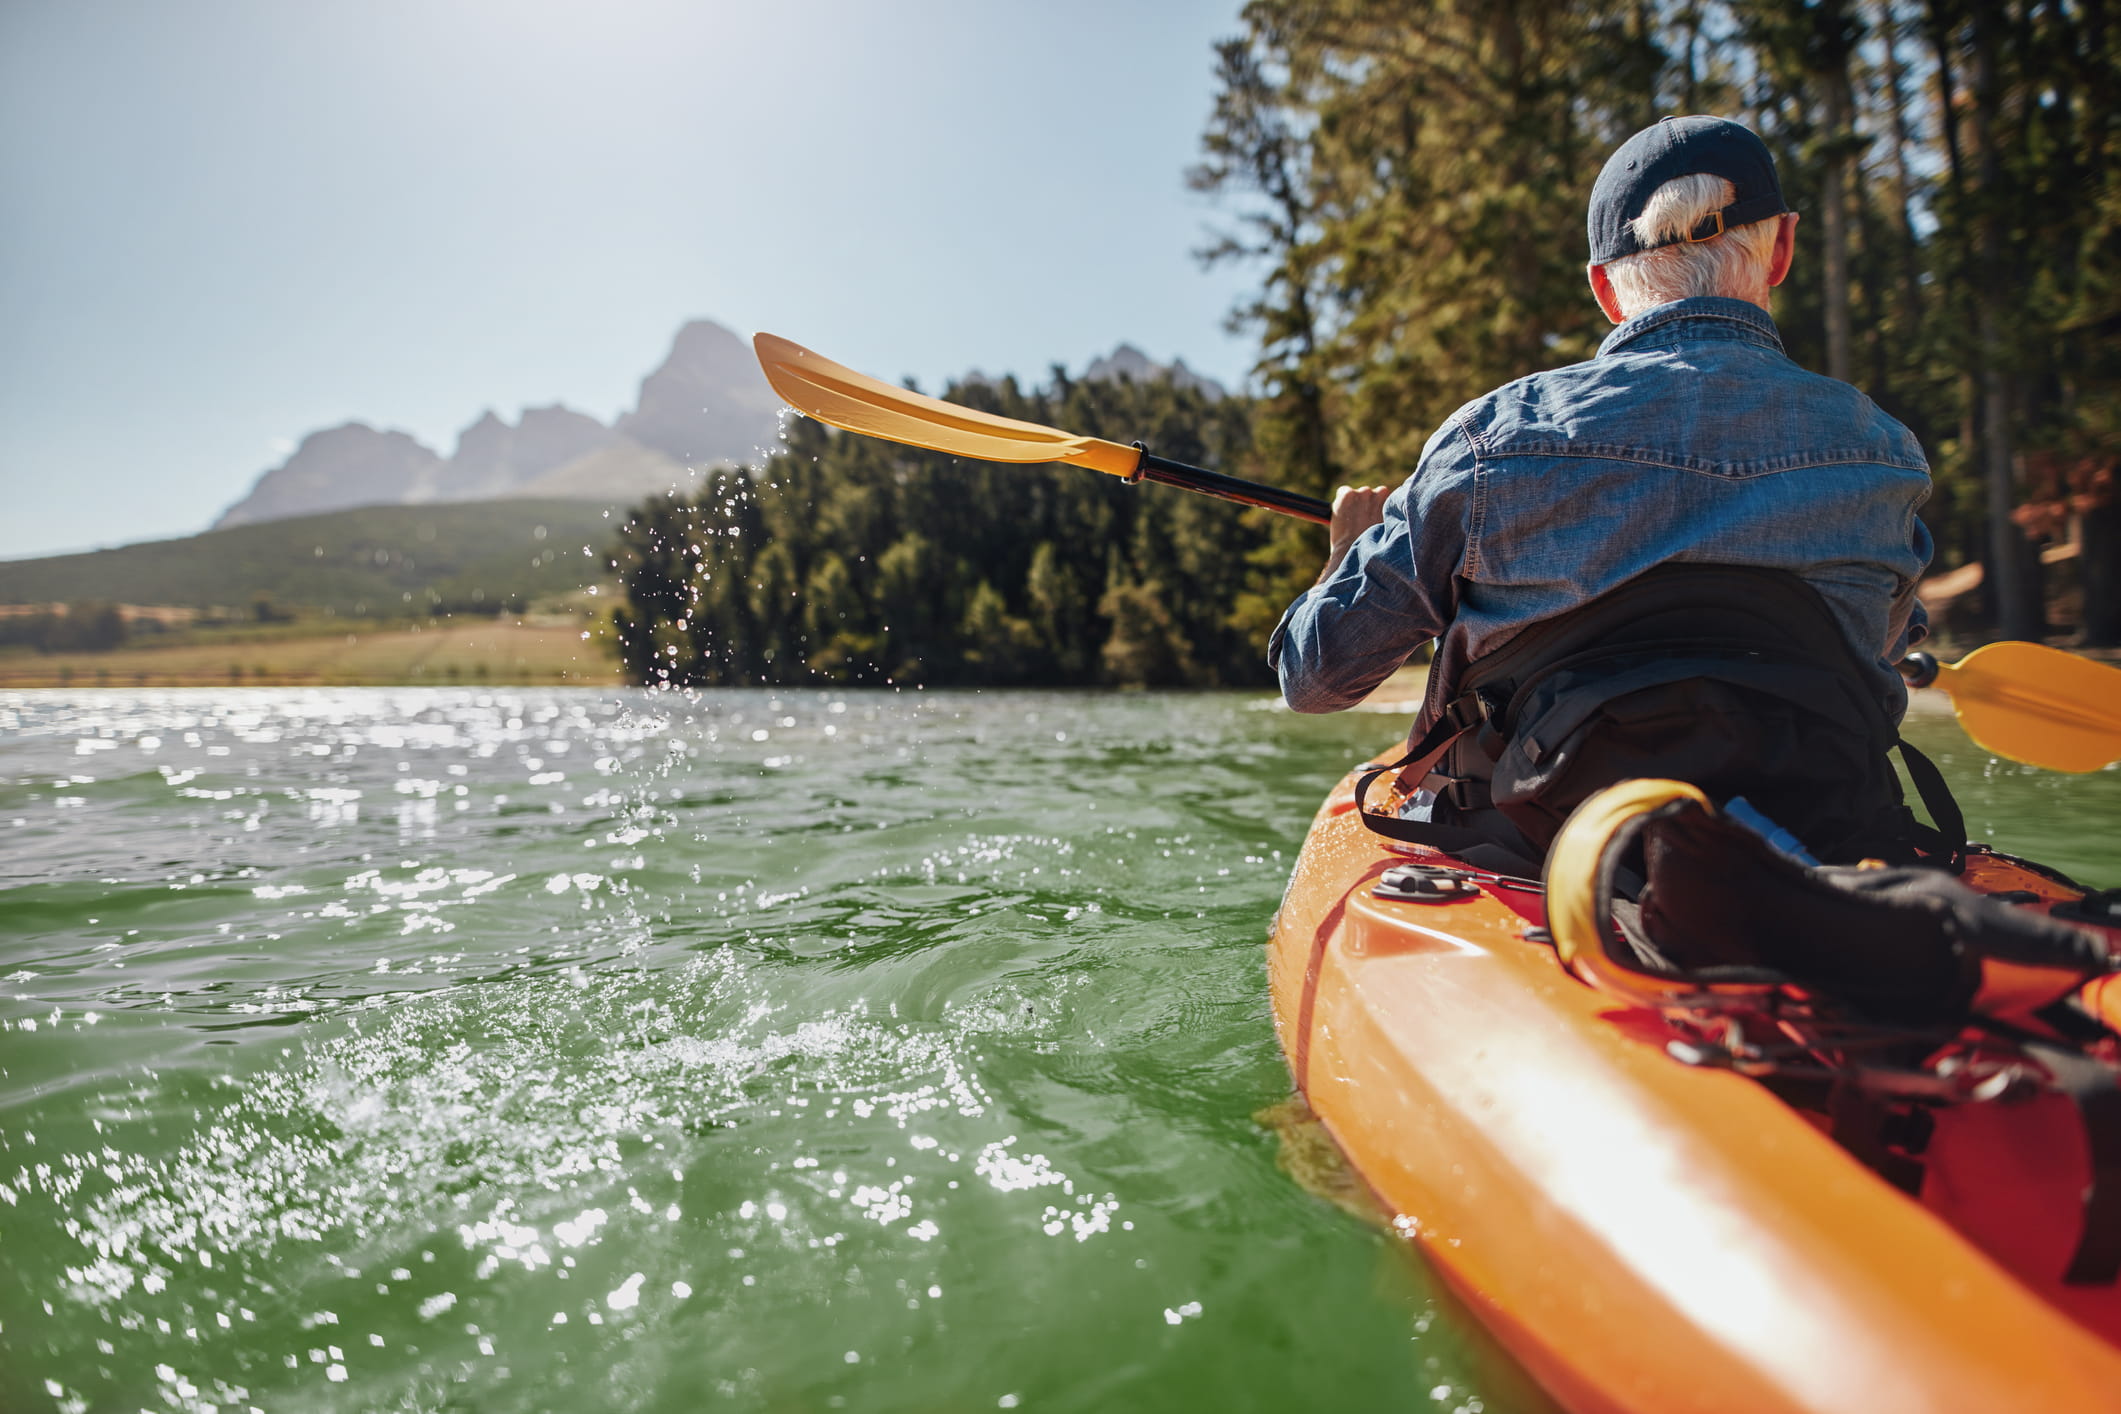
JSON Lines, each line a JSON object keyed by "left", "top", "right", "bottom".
{"left": 1271, "top": 765, "right": 2121, "bottom": 1414}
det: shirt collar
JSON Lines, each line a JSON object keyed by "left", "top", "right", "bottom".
{"left": 1596, "top": 296, "right": 1785, "bottom": 359}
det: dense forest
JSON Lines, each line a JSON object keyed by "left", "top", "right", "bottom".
{"left": 1192, "top": 0, "right": 2119, "bottom": 643}
{"left": 610, "top": 374, "right": 1279, "bottom": 687}
{"left": 616, "top": 0, "right": 2120, "bottom": 688}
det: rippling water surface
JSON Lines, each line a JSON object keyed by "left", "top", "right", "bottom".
{"left": 1, "top": 687, "right": 2114, "bottom": 1414}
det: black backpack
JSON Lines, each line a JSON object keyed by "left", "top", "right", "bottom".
{"left": 1355, "top": 565, "right": 1965, "bottom": 875}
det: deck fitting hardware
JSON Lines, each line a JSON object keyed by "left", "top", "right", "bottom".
{"left": 2055, "top": 889, "right": 2121, "bottom": 927}
{"left": 1373, "top": 864, "right": 1480, "bottom": 904}
{"left": 1666, "top": 1038, "right": 1733, "bottom": 1068}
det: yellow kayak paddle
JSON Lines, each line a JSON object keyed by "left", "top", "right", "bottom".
{"left": 752, "top": 333, "right": 1331, "bottom": 524}
{"left": 1899, "top": 642, "right": 2121, "bottom": 773}
{"left": 754, "top": 334, "right": 2119, "bottom": 776}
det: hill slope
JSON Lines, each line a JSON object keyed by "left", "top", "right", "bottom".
{"left": 0, "top": 501, "right": 619, "bottom": 614}
{"left": 508, "top": 441, "right": 694, "bottom": 503}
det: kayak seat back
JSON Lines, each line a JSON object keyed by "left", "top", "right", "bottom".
{"left": 1356, "top": 563, "right": 1962, "bottom": 871}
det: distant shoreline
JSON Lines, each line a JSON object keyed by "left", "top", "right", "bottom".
{"left": 0, "top": 619, "right": 619, "bottom": 689}
{"left": 4, "top": 637, "right": 2107, "bottom": 693}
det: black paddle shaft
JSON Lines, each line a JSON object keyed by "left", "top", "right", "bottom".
{"left": 1131, "top": 448, "right": 1331, "bottom": 525}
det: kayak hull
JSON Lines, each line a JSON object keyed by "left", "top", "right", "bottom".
{"left": 1271, "top": 766, "right": 2121, "bottom": 1413}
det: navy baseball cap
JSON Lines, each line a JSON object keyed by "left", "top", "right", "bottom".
{"left": 1587, "top": 116, "right": 1790, "bottom": 265}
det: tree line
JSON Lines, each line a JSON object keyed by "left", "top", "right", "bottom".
{"left": 609, "top": 372, "right": 1288, "bottom": 688}
{"left": 1191, "top": 0, "right": 2117, "bottom": 644}
{"left": 613, "top": 0, "right": 2117, "bottom": 689}
{"left": 0, "top": 604, "right": 130, "bottom": 654}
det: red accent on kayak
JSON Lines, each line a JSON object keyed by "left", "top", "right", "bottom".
{"left": 1271, "top": 764, "right": 2121, "bottom": 1413}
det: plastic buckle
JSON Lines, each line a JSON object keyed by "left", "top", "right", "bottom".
{"left": 2055, "top": 889, "right": 2121, "bottom": 928}
{"left": 1419, "top": 773, "right": 1486, "bottom": 812}
{"left": 1442, "top": 695, "right": 1485, "bottom": 731}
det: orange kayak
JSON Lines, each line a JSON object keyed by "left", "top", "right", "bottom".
{"left": 1271, "top": 763, "right": 2121, "bottom": 1414}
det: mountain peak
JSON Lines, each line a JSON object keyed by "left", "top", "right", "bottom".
{"left": 434, "top": 404, "right": 617, "bottom": 501}
{"left": 214, "top": 424, "right": 445, "bottom": 529}
{"left": 209, "top": 320, "right": 788, "bottom": 528}
{"left": 1082, "top": 344, "right": 1225, "bottom": 400}
{"left": 615, "top": 319, "right": 784, "bottom": 467}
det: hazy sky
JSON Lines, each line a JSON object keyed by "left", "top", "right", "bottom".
{"left": 0, "top": 0, "right": 1259, "bottom": 559}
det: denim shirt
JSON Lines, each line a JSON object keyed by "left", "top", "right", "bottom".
{"left": 1270, "top": 297, "right": 1932, "bottom": 724}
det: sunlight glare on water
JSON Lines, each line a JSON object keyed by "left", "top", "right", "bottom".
{"left": 0, "top": 687, "right": 1520, "bottom": 1413}
{"left": 0, "top": 686, "right": 2112, "bottom": 1412}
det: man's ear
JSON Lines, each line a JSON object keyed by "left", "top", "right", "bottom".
{"left": 1588, "top": 263, "right": 1625, "bottom": 324}
{"left": 1766, "top": 212, "right": 1800, "bottom": 288}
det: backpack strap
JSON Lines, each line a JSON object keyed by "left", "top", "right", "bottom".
{"left": 1893, "top": 736, "right": 1968, "bottom": 873}
{"left": 1351, "top": 692, "right": 1498, "bottom": 854}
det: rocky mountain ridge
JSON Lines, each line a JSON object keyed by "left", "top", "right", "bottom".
{"left": 958, "top": 345, "right": 1227, "bottom": 401}
{"left": 213, "top": 425, "right": 448, "bottom": 528}
{"left": 437, "top": 405, "right": 619, "bottom": 502}
{"left": 214, "top": 323, "right": 1225, "bottom": 529}
{"left": 216, "top": 319, "right": 773, "bottom": 530}
{"left": 1081, "top": 344, "right": 1226, "bottom": 400}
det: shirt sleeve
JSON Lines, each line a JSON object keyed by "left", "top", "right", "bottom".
{"left": 1900, "top": 595, "right": 1929, "bottom": 651}
{"left": 1886, "top": 505, "right": 1934, "bottom": 657}
{"left": 1267, "top": 418, "right": 1478, "bottom": 713}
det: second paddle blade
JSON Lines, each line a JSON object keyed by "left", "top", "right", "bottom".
{"left": 1939, "top": 640, "right": 2121, "bottom": 773}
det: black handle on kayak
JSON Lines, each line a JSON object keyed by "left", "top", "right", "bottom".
{"left": 1898, "top": 652, "right": 1940, "bottom": 689}
{"left": 1128, "top": 445, "right": 1332, "bottom": 525}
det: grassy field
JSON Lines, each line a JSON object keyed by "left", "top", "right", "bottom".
{"left": 0, "top": 500, "right": 620, "bottom": 615}
{"left": 0, "top": 618, "right": 621, "bottom": 687}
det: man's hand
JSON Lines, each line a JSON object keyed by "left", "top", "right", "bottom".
{"left": 1318, "top": 484, "right": 1392, "bottom": 584}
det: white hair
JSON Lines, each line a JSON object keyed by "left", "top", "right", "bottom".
{"left": 1601, "top": 173, "right": 1781, "bottom": 318}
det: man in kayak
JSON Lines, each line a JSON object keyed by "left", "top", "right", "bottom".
{"left": 1270, "top": 116, "right": 1944, "bottom": 866}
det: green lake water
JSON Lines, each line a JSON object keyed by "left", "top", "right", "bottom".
{"left": 2, "top": 686, "right": 2116, "bottom": 1414}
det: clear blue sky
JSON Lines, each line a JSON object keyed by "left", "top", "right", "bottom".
{"left": 0, "top": 0, "right": 1258, "bottom": 559}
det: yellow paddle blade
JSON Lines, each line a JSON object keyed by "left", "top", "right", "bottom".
{"left": 753, "top": 333, "right": 1143, "bottom": 479}
{"left": 1932, "top": 641, "right": 2121, "bottom": 773}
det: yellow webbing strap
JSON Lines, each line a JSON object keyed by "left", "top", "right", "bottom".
{"left": 1545, "top": 779, "right": 1712, "bottom": 968}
